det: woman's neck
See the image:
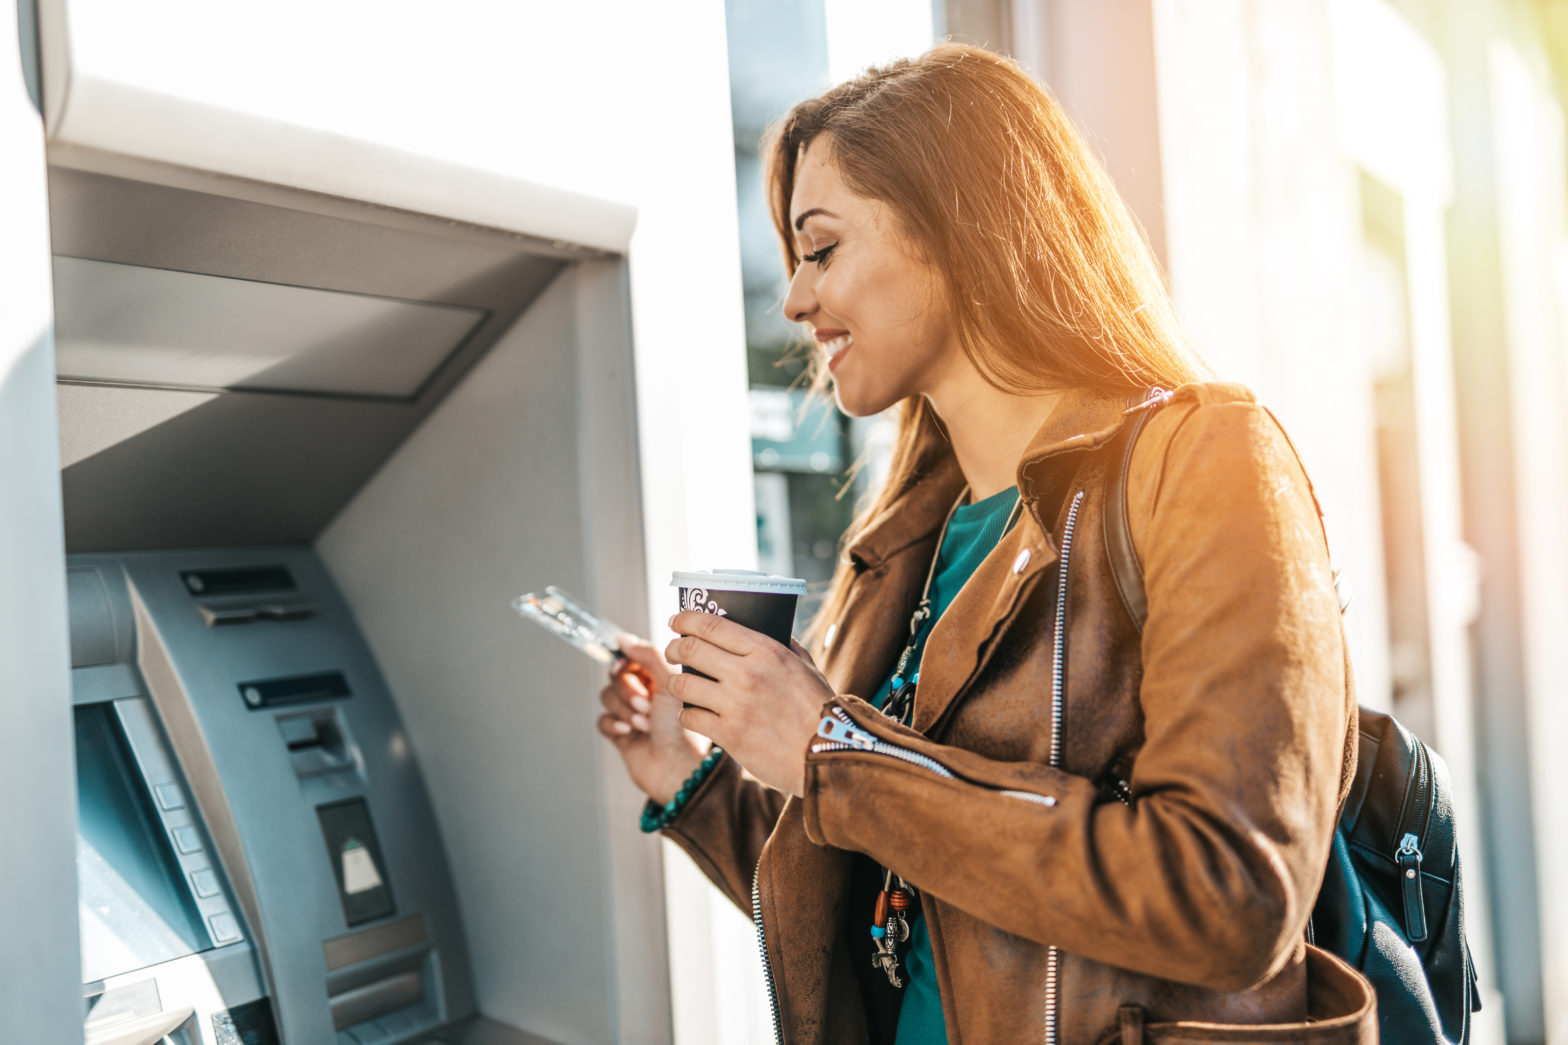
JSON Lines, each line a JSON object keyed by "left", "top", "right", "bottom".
{"left": 925, "top": 370, "right": 1065, "bottom": 501}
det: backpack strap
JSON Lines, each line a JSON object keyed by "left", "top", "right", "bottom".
{"left": 1104, "top": 388, "right": 1173, "bottom": 634}
{"left": 1105, "top": 389, "right": 1352, "bottom": 633}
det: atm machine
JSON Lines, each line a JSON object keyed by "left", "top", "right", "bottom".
{"left": 68, "top": 552, "right": 493, "bottom": 1045}
{"left": 9, "top": 2, "right": 673, "bottom": 1043}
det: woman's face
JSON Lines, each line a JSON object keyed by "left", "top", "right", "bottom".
{"left": 783, "top": 140, "right": 959, "bottom": 417}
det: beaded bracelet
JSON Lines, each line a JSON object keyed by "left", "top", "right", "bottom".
{"left": 639, "top": 746, "right": 725, "bottom": 833}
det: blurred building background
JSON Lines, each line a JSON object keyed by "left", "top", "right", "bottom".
{"left": 719, "top": 1, "right": 1568, "bottom": 1043}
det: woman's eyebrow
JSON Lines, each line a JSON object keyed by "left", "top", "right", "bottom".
{"left": 793, "top": 207, "right": 840, "bottom": 231}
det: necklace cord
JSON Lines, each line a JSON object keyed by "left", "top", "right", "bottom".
{"left": 887, "top": 485, "right": 1023, "bottom": 722}
{"left": 868, "top": 483, "right": 1023, "bottom": 981}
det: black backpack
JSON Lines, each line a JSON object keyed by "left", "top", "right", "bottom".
{"left": 1102, "top": 390, "right": 1480, "bottom": 1045}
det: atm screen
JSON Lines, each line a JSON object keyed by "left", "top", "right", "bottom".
{"left": 75, "top": 704, "right": 209, "bottom": 983}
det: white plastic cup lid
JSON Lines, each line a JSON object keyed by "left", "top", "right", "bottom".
{"left": 670, "top": 569, "right": 807, "bottom": 596}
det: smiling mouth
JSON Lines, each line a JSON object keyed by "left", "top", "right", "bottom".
{"left": 821, "top": 334, "right": 853, "bottom": 372}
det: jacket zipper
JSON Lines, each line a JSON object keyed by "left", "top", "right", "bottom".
{"left": 753, "top": 863, "right": 784, "bottom": 1045}
{"left": 808, "top": 490, "right": 1086, "bottom": 1045}
{"left": 1045, "top": 489, "right": 1083, "bottom": 1045}
{"left": 813, "top": 706, "right": 1061, "bottom": 810}
{"left": 1395, "top": 741, "right": 1433, "bottom": 942}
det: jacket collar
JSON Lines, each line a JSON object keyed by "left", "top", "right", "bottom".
{"left": 844, "top": 386, "right": 1141, "bottom": 568}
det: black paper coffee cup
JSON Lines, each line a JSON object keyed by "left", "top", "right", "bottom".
{"left": 672, "top": 569, "right": 808, "bottom": 707}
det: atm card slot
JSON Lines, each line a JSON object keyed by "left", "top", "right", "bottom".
{"left": 238, "top": 671, "right": 351, "bottom": 710}
{"left": 181, "top": 565, "right": 296, "bottom": 597}
{"left": 200, "top": 601, "right": 319, "bottom": 627}
{"left": 278, "top": 708, "right": 357, "bottom": 778}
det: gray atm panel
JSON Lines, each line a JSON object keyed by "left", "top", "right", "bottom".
{"left": 69, "top": 549, "right": 483, "bottom": 1044}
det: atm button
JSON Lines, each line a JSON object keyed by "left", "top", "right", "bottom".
{"left": 190, "top": 868, "right": 221, "bottom": 898}
{"left": 153, "top": 784, "right": 185, "bottom": 811}
{"left": 208, "top": 912, "right": 243, "bottom": 944}
{"left": 171, "top": 827, "right": 202, "bottom": 854}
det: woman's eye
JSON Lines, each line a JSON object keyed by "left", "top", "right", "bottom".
{"left": 802, "top": 243, "right": 838, "bottom": 266}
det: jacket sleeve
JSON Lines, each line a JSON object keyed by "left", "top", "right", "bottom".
{"left": 799, "top": 399, "right": 1351, "bottom": 992}
{"left": 662, "top": 753, "right": 790, "bottom": 914}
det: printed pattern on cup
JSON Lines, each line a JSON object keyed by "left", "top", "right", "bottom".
{"left": 681, "top": 588, "right": 729, "bottom": 617}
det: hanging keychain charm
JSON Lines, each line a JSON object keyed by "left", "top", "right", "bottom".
{"left": 871, "top": 872, "right": 903, "bottom": 987}
{"left": 870, "top": 868, "right": 921, "bottom": 987}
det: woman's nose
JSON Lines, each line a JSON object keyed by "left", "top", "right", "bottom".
{"left": 783, "top": 264, "right": 817, "bottom": 325}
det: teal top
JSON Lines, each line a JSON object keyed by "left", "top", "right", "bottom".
{"left": 868, "top": 485, "right": 1021, "bottom": 1045}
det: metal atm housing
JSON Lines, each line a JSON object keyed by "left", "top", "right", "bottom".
{"left": 30, "top": 10, "right": 670, "bottom": 1043}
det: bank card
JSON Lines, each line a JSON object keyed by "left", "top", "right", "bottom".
{"left": 512, "top": 586, "right": 628, "bottom": 667}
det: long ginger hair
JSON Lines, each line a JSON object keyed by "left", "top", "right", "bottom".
{"left": 766, "top": 44, "right": 1209, "bottom": 650}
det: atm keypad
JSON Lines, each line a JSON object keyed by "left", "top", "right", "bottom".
{"left": 209, "top": 912, "right": 243, "bottom": 944}
{"left": 154, "top": 782, "right": 185, "bottom": 810}
{"left": 191, "top": 868, "right": 222, "bottom": 898}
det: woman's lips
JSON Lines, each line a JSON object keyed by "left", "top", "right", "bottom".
{"left": 821, "top": 333, "right": 853, "bottom": 373}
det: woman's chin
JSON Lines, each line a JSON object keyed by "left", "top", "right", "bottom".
{"left": 830, "top": 380, "right": 893, "bottom": 419}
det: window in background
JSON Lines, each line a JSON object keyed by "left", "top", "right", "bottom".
{"left": 725, "top": 0, "right": 847, "bottom": 626}
{"left": 1360, "top": 172, "right": 1436, "bottom": 744}
{"left": 727, "top": 0, "right": 940, "bottom": 625}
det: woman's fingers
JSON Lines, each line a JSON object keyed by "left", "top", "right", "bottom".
{"left": 616, "top": 634, "right": 674, "bottom": 686}
{"left": 669, "top": 669, "right": 724, "bottom": 718}
{"left": 669, "top": 611, "right": 760, "bottom": 657}
{"left": 664, "top": 633, "right": 742, "bottom": 684}
{"left": 677, "top": 701, "right": 723, "bottom": 742}
{"left": 596, "top": 712, "right": 633, "bottom": 740}
{"left": 609, "top": 668, "right": 654, "bottom": 712}
{"left": 600, "top": 684, "right": 651, "bottom": 732}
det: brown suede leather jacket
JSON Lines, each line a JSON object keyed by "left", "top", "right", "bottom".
{"left": 664, "top": 383, "right": 1379, "bottom": 1044}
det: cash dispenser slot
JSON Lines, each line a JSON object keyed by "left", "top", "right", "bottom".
{"left": 239, "top": 671, "right": 351, "bottom": 710}
{"left": 324, "top": 916, "right": 434, "bottom": 1034}
{"left": 180, "top": 566, "right": 296, "bottom": 597}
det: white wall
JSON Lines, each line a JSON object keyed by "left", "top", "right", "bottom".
{"left": 320, "top": 263, "right": 663, "bottom": 1044}
{"left": 0, "top": 2, "right": 80, "bottom": 1040}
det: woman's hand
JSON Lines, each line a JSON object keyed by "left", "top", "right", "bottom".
{"left": 664, "top": 610, "right": 836, "bottom": 797}
{"left": 597, "top": 636, "right": 707, "bottom": 805}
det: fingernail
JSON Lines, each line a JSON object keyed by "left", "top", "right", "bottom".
{"left": 631, "top": 695, "right": 652, "bottom": 713}
{"left": 667, "top": 613, "right": 677, "bottom": 628}
{"left": 611, "top": 720, "right": 631, "bottom": 735}
{"left": 631, "top": 714, "right": 650, "bottom": 732}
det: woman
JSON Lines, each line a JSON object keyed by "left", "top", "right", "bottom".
{"left": 597, "top": 43, "right": 1376, "bottom": 1045}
